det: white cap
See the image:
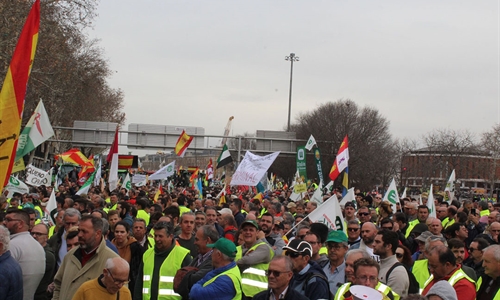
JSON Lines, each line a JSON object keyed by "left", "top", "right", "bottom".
{"left": 349, "top": 285, "right": 382, "bottom": 300}
{"left": 218, "top": 208, "right": 232, "bottom": 215}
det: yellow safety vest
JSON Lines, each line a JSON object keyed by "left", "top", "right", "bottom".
{"left": 137, "top": 209, "right": 150, "bottom": 225}
{"left": 236, "top": 241, "right": 274, "bottom": 297}
{"left": 334, "top": 282, "right": 399, "bottom": 300}
{"left": 442, "top": 217, "right": 455, "bottom": 229}
{"left": 476, "top": 276, "right": 500, "bottom": 299}
{"left": 405, "top": 219, "right": 420, "bottom": 238}
{"left": 423, "top": 268, "right": 475, "bottom": 294}
{"left": 412, "top": 259, "right": 430, "bottom": 289}
{"left": 481, "top": 210, "right": 490, "bottom": 217}
{"left": 319, "top": 246, "right": 328, "bottom": 255}
{"left": 48, "top": 226, "right": 56, "bottom": 239}
{"left": 110, "top": 203, "right": 118, "bottom": 211}
{"left": 142, "top": 245, "right": 190, "bottom": 300}
{"left": 202, "top": 264, "right": 242, "bottom": 300}
{"left": 179, "top": 206, "right": 191, "bottom": 215}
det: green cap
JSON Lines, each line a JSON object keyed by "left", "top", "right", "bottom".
{"left": 325, "top": 230, "right": 348, "bottom": 243}
{"left": 207, "top": 238, "right": 237, "bottom": 258}
{"left": 240, "top": 219, "right": 259, "bottom": 230}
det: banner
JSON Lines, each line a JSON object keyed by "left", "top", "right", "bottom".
{"left": 310, "top": 182, "right": 324, "bottom": 205}
{"left": 444, "top": 169, "right": 455, "bottom": 203}
{"left": 26, "top": 164, "right": 51, "bottom": 187}
{"left": 230, "top": 151, "right": 280, "bottom": 186}
{"left": 427, "top": 184, "right": 437, "bottom": 218}
{"left": 296, "top": 146, "right": 307, "bottom": 180}
{"left": 122, "top": 173, "right": 131, "bottom": 191}
{"left": 294, "top": 183, "right": 307, "bottom": 194}
{"left": 149, "top": 161, "right": 176, "bottom": 180}
{"left": 383, "top": 178, "right": 400, "bottom": 213}
{"left": 43, "top": 189, "right": 57, "bottom": 226}
{"left": 307, "top": 194, "right": 345, "bottom": 232}
{"left": 16, "top": 100, "right": 54, "bottom": 160}
{"left": 132, "top": 174, "right": 147, "bottom": 184}
{"left": 12, "top": 159, "right": 26, "bottom": 174}
{"left": 314, "top": 148, "right": 325, "bottom": 185}
{"left": 305, "top": 135, "right": 317, "bottom": 151}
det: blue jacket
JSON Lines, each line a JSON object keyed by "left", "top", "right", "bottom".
{"left": 289, "top": 261, "right": 330, "bottom": 300}
{"left": 189, "top": 261, "right": 237, "bottom": 300}
{"left": 0, "top": 250, "right": 23, "bottom": 300}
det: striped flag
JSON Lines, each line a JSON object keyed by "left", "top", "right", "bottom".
{"left": 174, "top": 130, "right": 193, "bottom": 157}
{"left": 216, "top": 144, "right": 233, "bottom": 168}
{"left": 342, "top": 167, "right": 349, "bottom": 197}
{"left": 108, "top": 127, "right": 119, "bottom": 191}
{"left": 0, "top": 0, "right": 40, "bottom": 189}
{"left": 57, "top": 149, "right": 93, "bottom": 168}
{"left": 329, "top": 135, "right": 349, "bottom": 181}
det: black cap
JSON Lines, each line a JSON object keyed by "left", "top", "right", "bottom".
{"left": 283, "top": 239, "right": 312, "bottom": 257}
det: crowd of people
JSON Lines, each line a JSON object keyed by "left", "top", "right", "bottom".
{"left": 1, "top": 180, "right": 500, "bottom": 300}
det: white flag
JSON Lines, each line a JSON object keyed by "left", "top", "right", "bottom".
{"left": 324, "top": 180, "right": 334, "bottom": 192}
{"left": 15, "top": 100, "right": 55, "bottom": 160}
{"left": 44, "top": 189, "right": 58, "bottom": 226}
{"left": 427, "top": 184, "right": 437, "bottom": 218}
{"left": 444, "top": 169, "right": 456, "bottom": 204}
{"left": 383, "top": 178, "right": 399, "bottom": 213}
{"left": 310, "top": 182, "right": 324, "bottom": 205}
{"left": 122, "top": 173, "right": 132, "bottom": 191}
{"left": 340, "top": 187, "right": 355, "bottom": 206}
{"left": 149, "top": 161, "right": 176, "bottom": 180}
{"left": 5, "top": 176, "right": 30, "bottom": 195}
{"left": 305, "top": 135, "right": 317, "bottom": 151}
{"left": 230, "top": 151, "right": 280, "bottom": 186}
{"left": 94, "top": 158, "right": 102, "bottom": 186}
{"left": 401, "top": 187, "right": 407, "bottom": 199}
{"left": 108, "top": 153, "right": 119, "bottom": 191}
{"left": 307, "top": 194, "right": 345, "bottom": 231}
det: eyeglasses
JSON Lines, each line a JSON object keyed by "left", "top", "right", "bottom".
{"left": 297, "top": 235, "right": 306, "bottom": 240}
{"left": 358, "top": 212, "right": 370, "bottom": 216}
{"left": 31, "top": 232, "right": 47, "bottom": 237}
{"left": 469, "top": 248, "right": 480, "bottom": 252}
{"left": 265, "top": 269, "right": 287, "bottom": 277}
{"left": 357, "top": 275, "right": 378, "bottom": 283}
{"left": 327, "top": 243, "right": 345, "bottom": 250}
{"left": 107, "top": 269, "right": 129, "bottom": 285}
{"left": 285, "top": 251, "right": 302, "bottom": 258}
{"left": 4, "top": 218, "right": 22, "bottom": 223}
{"left": 396, "top": 253, "right": 404, "bottom": 259}
{"left": 347, "top": 228, "right": 359, "bottom": 232}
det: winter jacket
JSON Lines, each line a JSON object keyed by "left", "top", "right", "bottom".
{"left": 0, "top": 250, "right": 23, "bottom": 300}
{"left": 289, "top": 261, "right": 331, "bottom": 300}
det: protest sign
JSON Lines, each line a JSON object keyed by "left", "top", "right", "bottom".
{"left": 230, "top": 151, "right": 279, "bottom": 186}
{"left": 26, "top": 164, "right": 52, "bottom": 187}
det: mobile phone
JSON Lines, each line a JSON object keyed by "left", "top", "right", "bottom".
{"left": 471, "top": 208, "right": 477, "bottom": 215}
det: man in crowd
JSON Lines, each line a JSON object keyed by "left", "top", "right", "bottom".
{"left": 373, "top": 229, "right": 410, "bottom": 297}
{"left": 189, "top": 238, "right": 241, "bottom": 300}
{"left": 336, "top": 256, "right": 400, "bottom": 300}
{"left": 4, "top": 209, "right": 45, "bottom": 300}
{"left": 322, "top": 230, "right": 348, "bottom": 295}
{"left": 194, "top": 211, "right": 206, "bottom": 232}
{"left": 357, "top": 206, "right": 371, "bottom": 223}
{"left": 0, "top": 225, "right": 23, "bottom": 300}
{"left": 48, "top": 207, "right": 81, "bottom": 267}
{"left": 72, "top": 257, "right": 132, "bottom": 300}
{"left": 31, "top": 223, "right": 55, "bottom": 300}
{"left": 253, "top": 255, "right": 309, "bottom": 300}
{"left": 259, "top": 213, "right": 285, "bottom": 256}
{"left": 464, "top": 237, "right": 489, "bottom": 278}
{"left": 305, "top": 201, "right": 317, "bottom": 215}
{"left": 53, "top": 215, "right": 118, "bottom": 300}
{"left": 219, "top": 212, "right": 238, "bottom": 244}
{"left": 283, "top": 239, "right": 330, "bottom": 300}
{"left": 304, "top": 231, "right": 328, "bottom": 265}
{"left": 134, "top": 221, "right": 192, "bottom": 300}
{"left": 236, "top": 220, "right": 273, "bottom": 298}
{"left": 477, "top": 244, "right": 500, "bottom": 299}
{"left": 447, "top": 238, "right": 477, "bottom": 281}
{"left": 205, "top": 206, "right": 224, "bottom": 237}
{"left": 422, "top": 245, "right": 476, "bottom": 300}
{"left": 176, "top": 212, "right": 197, "bottom": 258}
{"left": 133, "top": 218, "right": 154, "bottom": 252}
{"left": 175, "top": 225, "right": 219, "bottom": 299}
{"left": 343, "top": 202, "right": 358, "bottom": 222}
{"left": 429, "top": 217, "right": 444, "bottom": 236}
{"left": 229, "top": 199, "right": 246, "bottom": 228}
{"left": 351, "top": 222, "right": 379, "bottom": 262}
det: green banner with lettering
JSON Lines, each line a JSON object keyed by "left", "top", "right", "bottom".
{"left": 296, "top": 146, "right": 307, "bottom": 180}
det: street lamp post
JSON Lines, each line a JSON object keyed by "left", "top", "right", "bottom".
{"left": 285, "top": 53, "right": 299, "bottom": 132}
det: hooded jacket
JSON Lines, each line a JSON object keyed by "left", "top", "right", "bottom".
{"left": 289, "top": 260, "right": 330, "bottom": 300}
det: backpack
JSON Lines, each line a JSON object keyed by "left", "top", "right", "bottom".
{"left": 386, "top": 262, "right": 420, "bottom": 295}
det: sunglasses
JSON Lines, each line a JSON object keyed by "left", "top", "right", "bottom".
{"left": 396, "top": 253, "right": 404, "bottom": 259}
{"left": 347, "top": 228, "right": 359, "bottom": 232}
{"left": 358, "top": 212, "right": 370, "bottom": 216}
{"left": 265, "top": 269, "right": 287, "bottom": 277}
{"left": 297, "top": 235, "right": 306, "bottom": 240}
{"left": 285, "top": 251, "right": 302, "bottom": 258}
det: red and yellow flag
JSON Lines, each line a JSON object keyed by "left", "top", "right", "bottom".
{"left": 0, "top": 0, "right": 40, "bottom": 189}
{"left": 174, "top": 130, "right": 193, "bottom": 157}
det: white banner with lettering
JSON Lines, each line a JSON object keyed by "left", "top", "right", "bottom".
{"left": 230, "top": 151, "right": 280, "bottom": 186}
{"left": 26, "top": 164, "right": 52, "bottom": 187}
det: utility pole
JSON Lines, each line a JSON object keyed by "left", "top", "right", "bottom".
{"left": 285, "top": 53, "right": 299, "bottom": 132}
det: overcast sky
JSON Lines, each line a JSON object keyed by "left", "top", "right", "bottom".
{"left": 87, "top": 1, "right": 499, "bottom": 153}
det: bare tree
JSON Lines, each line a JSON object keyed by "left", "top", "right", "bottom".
{"left": 290, "top": 99, "right": 395, "bottom": 191}
{"left": 482, "top": 124, "right": 500, "bottom": 195}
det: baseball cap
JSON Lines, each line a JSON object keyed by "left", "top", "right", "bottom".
{"left": 207, "top": 238, "right": 237, "bottom": 258}
{"left": 415, "top": 231, "right": 433, "bottom": 243}
{"left": 218, "top": 208, "right": 232, "bottom": 215}
{"left": 411, "top": 223, "right": 429, "bottom": 235}
{"left": 325, "top": 230, "right": 348, "bottom": 243}
{"left": 287, "top": 202, "right": 296, "bottom": 208}
{"left": 240, "top": 219, "right": 259, "bottom": 230}
{"left": 344, "top": 202, "right": 355, "bottom": 209}
{"left": 283, "top": 239, "right": 312, "bottom": 257}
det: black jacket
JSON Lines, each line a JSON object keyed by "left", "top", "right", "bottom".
{"left": 253, "top": 287, "right": 310, "bottom": 300}
{"left": 289, "top": 261, "right": 330, "bottom": 300}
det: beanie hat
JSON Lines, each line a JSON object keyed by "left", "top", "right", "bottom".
{"left": 426, "top": 280, "right": 457, "bottom": 300}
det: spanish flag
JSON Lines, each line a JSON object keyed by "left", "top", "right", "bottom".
{"left": 329, "top": 135, "right": 349, "bottom": 181}
{"left": 0, "top": 0, "right": 40, "bottom": 189}
{"left": 174, "top": 130, "right": 193, "bottom": 157}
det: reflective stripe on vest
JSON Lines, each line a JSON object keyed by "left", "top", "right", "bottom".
{"left": 141, "top": 246, "right": 190, "bottom": 300}
{"left": 423, "top": 268, "right": 475, "bottom": 292}
{"left": 236, "top": 242, "right": 274, "bottom": 297}
{"left": 202, "top": 264, "right": 242, "bottom": 300}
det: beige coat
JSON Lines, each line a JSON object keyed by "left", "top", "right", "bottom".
{"left": 52, "top": 237, "right": 118, "bottom": 300}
